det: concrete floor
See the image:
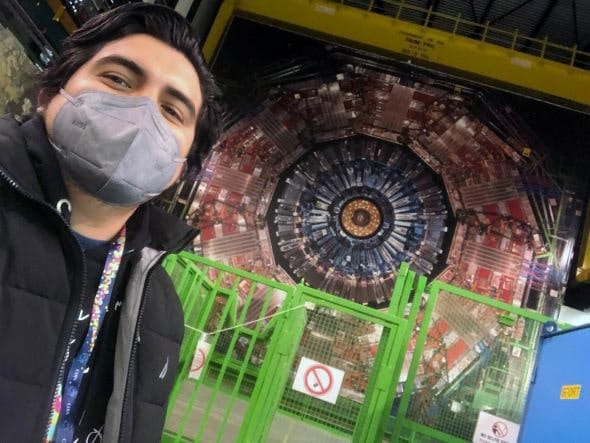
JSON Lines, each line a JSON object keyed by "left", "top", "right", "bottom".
{"left": 165, "top": 381, "right": 351, "bottom": 443}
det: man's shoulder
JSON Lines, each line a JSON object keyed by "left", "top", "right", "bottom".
{"left": 146, "top": 203, "right": 198, "bottom": 253}
{"left": 0, "top": 115, "right": 45, "bottom": 196}
{"left": 150, "top": 263, "right": 175, "bottom": 291}
{"left": 0, "top": 115, "right": 25, "bottom": 148}
{"left": 0, "top": 114, "right": 22, "bottom": 129}
{"left": 149, "top": 262, "right": 180, "bottom": 306}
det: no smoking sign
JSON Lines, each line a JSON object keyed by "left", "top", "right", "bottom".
{"left": 189, "top": 336, "right": 211, "bottom": 381}
{"left": 473, "top": 411, "right": 520, "bottom": 443}
{"left": 292, "top": 357, "right": 345, "bottom": 404}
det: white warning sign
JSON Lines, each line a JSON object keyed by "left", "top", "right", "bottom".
{"left": 292, "top": 357, "right": 345, "bottom": 405}
{"left": 189, "top": 335, "right": 211, "bottom": 381}
{"left": 473, "top": 411, "right": 520, "bottom": 443}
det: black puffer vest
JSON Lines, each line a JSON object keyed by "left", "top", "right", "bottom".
{"left": 0, "top": 115, "right": 195, "bottom": 442}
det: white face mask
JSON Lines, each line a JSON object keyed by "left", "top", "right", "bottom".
{"left": 49, "top": 89, "right": 186, "bottom": 206}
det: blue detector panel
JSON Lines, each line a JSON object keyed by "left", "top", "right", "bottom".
{"left": 519, "top": 323, "right": 590, "bottom": 442}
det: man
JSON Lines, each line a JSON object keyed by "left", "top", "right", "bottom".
{"left": 0, "top": 4, "right": 220, "bottom": 442}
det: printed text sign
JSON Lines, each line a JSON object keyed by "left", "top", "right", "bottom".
{"left": 473, "top": 411, "right": 520, "bottom": 443}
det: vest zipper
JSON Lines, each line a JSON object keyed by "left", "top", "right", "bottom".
{"left": 117, "top": 247, "right": 169, "bottom": 442}
{"left": 0, "top": 166, "right": 88, "bottom": 440}
{"left": 118, "top": 276, "right": 152, "bottom": 442}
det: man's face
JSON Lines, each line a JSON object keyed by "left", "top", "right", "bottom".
{"left": 43, "top": 33, "right": 203, "bottom": 185}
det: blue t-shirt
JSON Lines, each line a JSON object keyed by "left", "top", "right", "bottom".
{"left": 56, "top": 231, "right": 120, "bottom": 441}
{"left": 73, "top": 231, "right": 108, "bottom": 251}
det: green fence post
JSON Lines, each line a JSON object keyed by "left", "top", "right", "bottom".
{"left": 396, "top": 269, "right": 417, "bottom": 318}
{"left": 353, "top": 314, "right": 408, "bottom": 442}
{"left": 164, "top": 260, "right": 211, "bottom": 428}
{"left": 214, "top": 285, "right": 277, "bottom": 443}
{"left": 185, "top": 276, "right": 240, "bottom": 442}
{"left": 388, "top": 262, "right": 410, "bottom": 315}
{"left": 238, "top": 284, "right": 306, "bottom": 442}
{"left": 191, "top": 281, "right": 262, "bottom": 442}
{"left": 390, "top": 280, "right": 442, "bottom": 442}
{"left": 391, "top": 273, "right": 426, "bottom": 381}
{"left": 170, "top": 269, "right": 235, "bottom": 442}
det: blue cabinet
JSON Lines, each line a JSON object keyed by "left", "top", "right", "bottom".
{"left": 519, "top": 323, "right": 590, "bottom": 442}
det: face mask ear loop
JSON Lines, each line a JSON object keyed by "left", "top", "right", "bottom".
{"left": 59, "top": 88, "right": 82, "bottom": 106}
{"left": 48, "top": 138, "right": 65, "bottom": 155}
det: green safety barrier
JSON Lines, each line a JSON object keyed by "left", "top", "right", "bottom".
{"left": 391, "top": 280, "right": 561, "bottom": 443}
{"left": 161, "top": 252, "right": 561, "bottom": 443}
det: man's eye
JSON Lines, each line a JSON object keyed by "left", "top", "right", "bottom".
{"left": 102, "top": 73, "right": 131, "bottom": 88}
{"left": 162, "top": 105, "right": 183, "bottom": 122}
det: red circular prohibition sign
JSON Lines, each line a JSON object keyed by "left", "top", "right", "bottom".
{"left": 191, "top": 348, "right": 206, "bottom": 372}
{"left": 303, "top": 364, "right": 333, "bottom": 395}
{"left": 492, "top": 421, "right": 508, "bottom": 438}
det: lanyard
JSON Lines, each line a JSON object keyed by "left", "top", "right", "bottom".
{"left": 46, "top": 227, "right": 126, "bottom": 443}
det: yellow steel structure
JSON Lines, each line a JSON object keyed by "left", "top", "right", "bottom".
{"left": 203, "top": 0, "right": 590, "bottom": 110}
{"left": 577, "top": 199, "right": 590, "bottom": 283}
{"left": 45, "top": 0, "right": 77, "bottom": 34}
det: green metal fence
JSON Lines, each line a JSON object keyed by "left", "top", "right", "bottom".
{"left": 270, "top": 283, "right": 409, "bottom": 443}
{"left": 162, "top": 253, "right": 296, "bottom": 442}
{"left": 161, "top": 252, "right": 409, "bottom": 442}
{"left": 391, "top": 280, "right": 562, "bottom": 443}
{"left": 161, "top": 252, "right": 561, "bottom": 442}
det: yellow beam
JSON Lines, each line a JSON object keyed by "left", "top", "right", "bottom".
{"left": 576, "top": 198, "right": 590, "bottom": 283}
{"left": 210, "top": 0, "right": 590, "bottom": 110}
{"left": 45, "top": 0, "right": 77, "bottom": 34}
{"left": 203, "top": 0, "right": 235, "bottom": 62}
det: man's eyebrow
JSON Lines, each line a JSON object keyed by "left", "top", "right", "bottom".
{"left": 95, "top": 55, "right": 145, "bottom": 77}
{"left": 96, "top": 54, "right": 198, "bottom": 122}
{"left": 164, "top": 86, "right": 197, "bottom": 122}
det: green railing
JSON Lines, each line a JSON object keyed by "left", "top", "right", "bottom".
{"left": 162, "top": 252, "right": 408, "bottom": 442}
{"left": 334, "top": 0, "right": 590, "bottom": 69}
{"left": 162, "top": 252, "right": 561, "bottom": 442}
{"left": 391, "top": 280, "right": 557, "bottom": 443}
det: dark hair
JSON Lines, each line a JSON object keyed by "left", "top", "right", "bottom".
{"left": 39, "top": 3, "right": 222, "bottom": 169}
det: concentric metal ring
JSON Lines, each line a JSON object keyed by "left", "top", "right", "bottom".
{"left": 340, "top": 198, "right": 383, "bottom": 238}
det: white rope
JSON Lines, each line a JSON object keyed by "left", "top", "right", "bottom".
{"left": 184, "top": 304, "right": 306, "bottom": 336}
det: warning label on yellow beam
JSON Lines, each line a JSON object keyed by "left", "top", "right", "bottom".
{"left": 400, "top": 31, "right": 447, "bottom": 61}
{"left": 560, "top": 384, "right": 581, "bottom": 400}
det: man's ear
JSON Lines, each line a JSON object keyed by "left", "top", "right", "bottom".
{"left": 37, "top": 88, "right": 53, "bottom": 113}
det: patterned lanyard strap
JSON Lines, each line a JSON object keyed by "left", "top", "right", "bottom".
{"left": 46, "top": 227, "right": 126, "bottom": 443}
